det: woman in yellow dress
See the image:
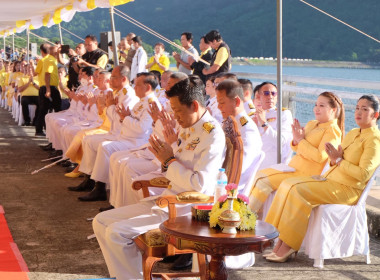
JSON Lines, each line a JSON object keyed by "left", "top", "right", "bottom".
{"left": 249, "top": 92, "right": 344, "bottom": 214}
{"left": 264, "top": 95, "right": 380, "bottom": 262}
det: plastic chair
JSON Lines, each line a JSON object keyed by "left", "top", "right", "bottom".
{"left": 302, "top": 164, "right": 380, "bottom": 268}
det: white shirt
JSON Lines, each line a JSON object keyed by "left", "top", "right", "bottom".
{"left": 130, "top": 46, "right": 147, "bottom": 82}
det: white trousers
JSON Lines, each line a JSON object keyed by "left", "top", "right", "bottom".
{"left": 93, "top": 200, "right": 168, "bottom": 280}
{"left": 46, "top": 112, "right": 78, "bottom": 150}
{"left": 79, "top": 133, "right": 118, "bottom": 175}
{"left": 109, "top": 149, "right": 161, "bottom": 208}
{"left": 91, "top": 140, "right": 138, "bottom": 184}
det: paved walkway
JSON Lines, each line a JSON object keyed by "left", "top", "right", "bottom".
{"left": 0, "top": 107, "right": 379, "bottom": 280}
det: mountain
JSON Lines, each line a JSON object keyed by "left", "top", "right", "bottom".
{"left": 34, "top": 0, "right": 380, "bottom": 62}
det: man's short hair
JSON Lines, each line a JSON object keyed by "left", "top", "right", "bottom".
{"left": 149, "top": 70, "right": 161, "bottom": 83}
{"left": 154, "top": 42, "right": 165, "bottom": 49}
{"left": 215, "top": 72, "right": 237, "bottom": 81}
{"left": 99, "top": 70, "right": 111, "bottom": 78}
{"left": 201, "top": 35, "right": 209, "bottom": 44}
{"left": 170, "top": 72, "right": 188, "bottom": 81}
{"left": 136, "top": 72, "right": 158, "bottom": 90}
{"left": 39, "top": 43, "right": 50, "bottom": 54}
{"left": 166, "top": 76, "right": 206, "bottom": 108}
{"left": 181, "top": 32, "right": 193, "bottom": 42}
{"left": 108, "top": 41, "right": 113, "bottom": 47}
{"left": 85, "top": 35, "right": 98, "bottom": 42}
{"left": 132, "top": 36, "right": 143, "bottom": 45}
{"left": 205, "top": 30, "right": 222, "bottom": 42}
{"left": 238, "top": 78, "right": 253, "bottom": 95}
{"left": 82, "top": 66, "right": 95, "bottom": 77}
{"left": 256, "top": 81, "right": 277, "bottom": 93}
{"left": 216, "top": 80, "right": 244, "bottom": 100}
{"left": 118, "top": 65, "right": 131, "bottom": 80}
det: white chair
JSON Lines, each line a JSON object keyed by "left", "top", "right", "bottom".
{"left": 18, "top": 103, "right": 37, "bottom": 126}
{"left": 302, "top": 164, "right": 380, "bottom": 268}
{"left": 242, "top": 151, "right": 265, "bottom": 197}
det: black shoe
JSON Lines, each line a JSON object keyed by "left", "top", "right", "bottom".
{"left": 99, "top": 205, "right": 114, "bottom": 212}
{"left": 35, "top": 132, "right": 46, "bottom": 137}
{"left": 78, "top": 182, "right": 107, "bottom": 201}
{"left": 40, "top": 143, "right": 53, "bottom": 151}
{"left": 60, "top": 160, "right": 72, "bottom": 168}
{"left": 171, "top": 254, "right": 193, "bottom": 270}
{"left": 23, "top": 121, "right": 31, "bottom": 126}
{"left": 66, "top": 163, "right": 78, "bottom": 173}
{"left": 68, "top": 176, "right": 95, "bottom": 192}
{"left": 49, "top": 150, "right": 62, "bottom": 158}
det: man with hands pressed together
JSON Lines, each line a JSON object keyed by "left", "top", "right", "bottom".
{"left": 93, "top": 76, "right": 225, "bottom": 279}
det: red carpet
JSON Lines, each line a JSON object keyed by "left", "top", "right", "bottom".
{"left": 0, "top": 206, "right": 29, "bottom": 275}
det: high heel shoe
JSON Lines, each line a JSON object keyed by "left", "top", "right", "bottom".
{"left": 262, "top": 251, "right": 276, "bottom": 258}
{"left": 266, "top": 249, "right": 297, "bottom": 263}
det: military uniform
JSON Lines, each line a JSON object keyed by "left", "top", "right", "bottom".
{"left": 258, "top": 107, "right": 293, "bottom": 170}
{"left": 207, "top": 96, "right": 223, "bottom": 123}
{"left": 93, "top": 110, "right": 225, "bottom": 279}
{"left": 78, "top": 85, "right": 138, "bottom": 176}
{"left": 89, "top": 93, "right": 161, "bottom": 184}
{"left": 244, "top": 100, "right": 256, "bottom": 117}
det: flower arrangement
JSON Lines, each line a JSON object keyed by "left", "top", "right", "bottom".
{"left": 209, "top": 183, "right": 257, "bottom": 231}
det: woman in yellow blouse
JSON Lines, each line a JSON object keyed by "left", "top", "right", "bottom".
{"left": 145, "top": 42, "right": 170, "bottom": 74}
{"left": 249, "top": 92, "right": 344, "bottom": 213}
{"left": 264, "top": 95, "right": 380, "bottom": 262}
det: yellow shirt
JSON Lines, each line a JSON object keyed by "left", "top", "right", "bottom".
{"left": 19, "top": 76, "right": 39, "bottom": 97}
{"left": 214, "top": 47, "right": 229, "bottom": 66}
{"left": 289, "top": 119, "right": 342, "bottom": 176}
{"left": 325, "top": 126, "right": 380, "bottom": 190}
{"left": 97, "top": 54, "right": 108, "bottom": 69}
{"left": 60, "top": 76, "right": 69, "bottom": 99}
{"left": 35, "top": 57, "right": 46, "bottom": 86}
{"left": 147, "top": 54, "right": 170, "bottom": 74}
{"left": 41, "top": 54, "right": 59, "bottom": 87}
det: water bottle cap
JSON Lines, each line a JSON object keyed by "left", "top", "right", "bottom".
{"left": 219, "top": 168, "right": 225, "bottom": 172}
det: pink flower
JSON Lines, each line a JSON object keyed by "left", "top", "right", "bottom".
{"left": 218, "top": 194, "right": 228, "bottom": 203}
{"left": 237, "top": 194, "right": 249, "bottom": 204}
{"left": 225, "top": 183, "right": 238, "bottom": 197}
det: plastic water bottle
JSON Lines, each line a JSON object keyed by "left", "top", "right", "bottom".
{"left": 214, "top": 168, "right": 228, "bottom": 204}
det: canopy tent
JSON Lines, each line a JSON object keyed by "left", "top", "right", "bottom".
{"left": 0, "top": 0, "right": 133, "bottom": 37}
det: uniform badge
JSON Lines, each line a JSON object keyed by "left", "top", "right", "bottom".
{"left": 137, "top": 104, "right": 144, "bottom": 111}
{"left": 180, "top": 132, "right": 186, "bottom": 140}
{"left": 240, "top": 116, "right": 248, "bottom": 126}
{"left": 267, "top": 117, "right": 276, "bottom": 122}
{"left": 178, "top": 148, "right": 183, "bottom": 153}
{"left": 282, "top": 107, "right": 288, "bottom": 111}
{"left": 122, "top": 88, "right": 127, "bottom": 95}
{"left": 190, "top": 127, "right": 195, "bottom": 133}
{"left": 249, "top": 102, "right": 255, "bottom": 109}
{"left": 202, "top": 122, "right": 214, "bottom": 134}
{"left": 148, "top": 97, "right": 155, "bottom": 104}
{"left": 248, "top": 111, "right": 255, "bottom": 117}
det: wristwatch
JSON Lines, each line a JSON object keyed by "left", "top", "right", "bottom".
{"left": 261, "top": 122, "right": 269, "bottom": 128}
{"left": 335, "top": 157, "right": 343, "bottom": 165}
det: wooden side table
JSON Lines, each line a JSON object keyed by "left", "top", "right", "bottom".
{"left": 160, "top": 216, "right": 278, "bottom": 280}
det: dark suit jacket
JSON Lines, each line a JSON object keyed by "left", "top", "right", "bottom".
{"left": 191, "top": 49, "right": 213, "bottom": 84}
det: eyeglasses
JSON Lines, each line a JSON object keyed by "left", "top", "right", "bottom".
{"left": 262, "top": 91, "right": 277, "bottom": 97}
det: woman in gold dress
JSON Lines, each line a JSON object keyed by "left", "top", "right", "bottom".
{"left": 264, "top": 95, "right": 380, "bottom": 262}
{"left": 249, "top": 92, "right": 344, "bottom": 214}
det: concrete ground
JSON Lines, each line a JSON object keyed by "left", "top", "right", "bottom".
{"left": 0, "top": 107, "right": 379, "bottom": 280}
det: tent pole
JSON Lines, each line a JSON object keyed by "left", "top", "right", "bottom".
{"left": 109, "top": 6, "right": 119, "bottom": 66}
{"left": 58, "top": 23, "right": 63, "bottom": 45}
{"left": 276, "top": 0, "right": 283, "bottom": 164}
{"left": 26, "top": 29, "right": 30, "bottom": 63}
{"left": 12, "top": 34, "right": 15, "bottom": 60}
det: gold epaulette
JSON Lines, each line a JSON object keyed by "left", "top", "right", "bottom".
{"left": 240, "top": 116, "right": 248, "bottom": 126}
{"left": 202, "top": 122, "right": 215, "bottom": 134}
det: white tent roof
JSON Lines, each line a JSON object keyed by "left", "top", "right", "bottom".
{"left": 0, "top": 0, "right": 133, "bottom": 37}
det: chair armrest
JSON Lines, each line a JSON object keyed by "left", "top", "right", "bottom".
{"left": 132, "top": 177, "right": 171, "bottom": 198}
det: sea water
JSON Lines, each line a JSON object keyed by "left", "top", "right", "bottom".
{"left": 232, "top": 65, "right": 380, "bottom": 132}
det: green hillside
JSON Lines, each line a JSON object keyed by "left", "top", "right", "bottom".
{"left": 31, "top": 0, "right": 380, "bottom": 62}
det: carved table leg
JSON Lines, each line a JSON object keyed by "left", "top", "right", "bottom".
{"left": 208, "top": 255, "right": 227, "bottom": 280}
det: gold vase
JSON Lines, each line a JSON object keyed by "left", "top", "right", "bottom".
{"left": 218, "top": 197, "right": 241, "bottom": 234}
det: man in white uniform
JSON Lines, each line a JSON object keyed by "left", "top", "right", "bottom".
{"left": 105, "top": 72, "right": 187, "bottom": 209}
{"left": 238, "top": 78, "right": 256, "bottom": 117}
{"left": 69, "top": 66, "right": 138, "bottom": 192}
{"left": 254, "top": 82, "right": 293, "bottom": 169}
{"left": 130, "top": 36, "right": 147, "bottom": 82}
{"left": 93, "top": 77, "right": 225, "bottom": 279}
{"left": 78, "top": 73, "right": 161, "bottom": 201}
